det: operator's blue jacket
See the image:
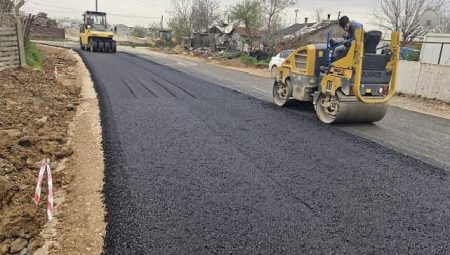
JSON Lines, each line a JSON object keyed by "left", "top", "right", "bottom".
{"left": 344, "top": 20, "right": 363, "bottom": 47}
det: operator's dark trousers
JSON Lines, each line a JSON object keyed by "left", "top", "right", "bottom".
{"left": 331, "top": 38, "right": 348, "bottom": 59}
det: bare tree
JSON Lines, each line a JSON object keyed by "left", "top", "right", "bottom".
{"left": 267, "top": 13, "right": 287, "bottom": 53}
{"left": 169, "top": 0, "right": 221, "bottom": 45}
{"left": 191, "top": 0, "right": 220, "bottom": 32}
{"left": 168, "top": 0, "right": 195, "bottom": 42}
{"left": 261, "top": 0, "right": 295, "bottom": 53}
{"left": 191, "top": 0, "right": 220, "bottom": 49}
{"left": 373, "top": 0, "right": 447, "bottom": 41}
{"left": 131, "top": 26, "right": 147, "bottom": 38}
{"left": 148, "top": 21, "right": 161, "bottom": 38}
{"left": 314, "top": 8, "right": 324, "bottom": 22}
{"left": 426, "top": 0, "right": 446, "bottom": 10}
{"left": 440, "top": 11, "right": 450, "bottom": 33}
{"left": 434, "top": 0, "right": 450, "bottom": 33}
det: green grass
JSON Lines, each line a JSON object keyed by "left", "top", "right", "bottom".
{"left": 240, "top": 55, "right": 270, "bottom": 68}
{"left": 239, "top": 54, "right": 258, "bottom": 66}
{"left": 256, "top": 58, "right": 270, "bottom": 68}
{"left": 25, "top": 42, "right": 43, "bottom": 70}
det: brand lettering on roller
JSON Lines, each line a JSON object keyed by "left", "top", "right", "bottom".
{"left": 362, "top": 71, "right": 382, "bottom": 78}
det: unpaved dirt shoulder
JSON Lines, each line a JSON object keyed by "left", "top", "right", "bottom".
{"left": 389, "top": 95, "right": 450, "bottom": 120}
{"left": 174, "top": 54, "right": 272, "bottom": 78}
{"left": 34, "top": 47, "right": 105, "bottom": 255}
{"left": 146, "top": 48, "right": 271, "bottom": 78}
{"left": 0, "top": 46, "right": 81, "bottom": 255}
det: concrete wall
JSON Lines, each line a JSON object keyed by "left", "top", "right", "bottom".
{"left": 397, "top": 60, "right": 450, "bottom": 102}
{"left": 420, "top": 33, "right": 450, "bottom": 66}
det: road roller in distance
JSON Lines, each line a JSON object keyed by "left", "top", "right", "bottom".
{"left": 273, "top": 28, "right": 400, "bottom": 124}
{"left": 79, "top": 11, "right": 117, "bottom": 53}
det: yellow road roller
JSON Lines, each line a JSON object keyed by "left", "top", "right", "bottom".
{"left": 79, "top": 11, "right": 117, "bottom": 53}
{"left": 273, "top": 29, "right": 400, "bottom": 123}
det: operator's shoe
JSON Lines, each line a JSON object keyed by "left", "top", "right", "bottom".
{"left": 320, "top": 66, "right": 329, "bottom": 73}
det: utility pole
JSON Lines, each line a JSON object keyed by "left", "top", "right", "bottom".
{"left": 294, "top": 0, "right": 300, "bottom": 24}
{"left": 96, "top": 0, "right": 98, "bottom": 11}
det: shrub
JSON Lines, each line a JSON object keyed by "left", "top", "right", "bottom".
{"left": 256, "top": 58, "right": 270, "bottom": 68}
{"left": 406, "top": 50, "right": 420, "bottom": 61}
{"left": 159, "top": 41, "right": 176, "bottom": 48}
{"left": 25, "top": 42, "right": 43, "bottom": 70}
{"left": 131, "top": 26, "right": 147, "bottom": 38}
{"left": 239, "top": 54, "right": 258, "bottom": 66}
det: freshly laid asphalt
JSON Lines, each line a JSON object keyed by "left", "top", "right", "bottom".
{"left": 78, "top": 50, "right": 450, "bottom": 254}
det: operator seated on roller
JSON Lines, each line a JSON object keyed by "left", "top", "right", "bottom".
{"left": 331, "top": 16, "right": 363, "bottom": 60}
{"left": 87, "top": 16, "right": 94, "bottom": 27}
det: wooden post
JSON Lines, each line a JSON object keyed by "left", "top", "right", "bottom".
{"left": 15, "top": 16, "right": 25, "bottom": 67}
{"left": 15, "top": 0, "right": 25, "bottom": 67}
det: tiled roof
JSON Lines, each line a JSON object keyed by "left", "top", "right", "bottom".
{"left": 231, "top": 27, "right": 264, "bottom": 38}
{"left": 282, "top": 23, "right": 316, "bottom": 36}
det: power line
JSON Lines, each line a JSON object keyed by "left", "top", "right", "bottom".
{"left": 26, "top": 1, "right": 161, "bottom": 19}
{"left": 104, "top": 0, "right": 160, "bottom": 11}
{"left": 27, "top": 1, "right": 84, "bottom": 12}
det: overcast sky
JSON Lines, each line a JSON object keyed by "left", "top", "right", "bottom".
{"left": 22, "top": 0, "right": 378, "bottom": 28}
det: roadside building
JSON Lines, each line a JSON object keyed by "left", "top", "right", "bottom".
{"left": 114, "top": 24, "right": 131, "bottom": 35}
{"left": 191, "top": 23, "right": 232, "bottom": 50}
{"left": 281, "top": 19, "right": 341, "bottom": 50}
{"left": 282, "top": 21, "right": 316, "bottom": 39}
{"left": 159, "top": 29, "right": 172, "bottom": 42}
{"left": 230, "top": 27, "right": 264, "bottom": 52}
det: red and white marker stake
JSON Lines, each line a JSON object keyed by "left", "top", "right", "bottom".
{"left": 33, "top": 159, "right": 54, "bottom": 221}
{"left": 54, "top": 67, "right": 58, "bottom": 79}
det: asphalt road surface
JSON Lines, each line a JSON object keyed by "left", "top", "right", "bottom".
{"left": 40, "top": 41, "right": 450, "bottom": 170}
{"left": 77, "top": 49, "right": 450, "bottom": 254}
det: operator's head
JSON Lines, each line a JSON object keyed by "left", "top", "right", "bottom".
{"left": 339, "top": 16, "right": 350, "bottom": 32}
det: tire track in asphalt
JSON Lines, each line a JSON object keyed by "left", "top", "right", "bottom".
{"left": 150, "top": 78, "right": 178, "bottom": 98}
{"left": 109, "top": 53, "right": 179, "bottom": 98}
{"left": 120, "top": 78, "right": 138, "bottom": 99}
{"left": 118, "top": 53, "right": 198, "bottom": 99}
{"left": 136, "top": 78, "right": 158, "bottom": 98}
